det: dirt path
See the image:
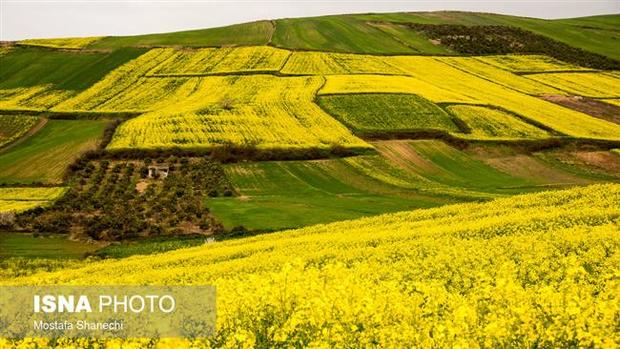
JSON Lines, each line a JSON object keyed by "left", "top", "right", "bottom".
{"left": 0, "top": 117, "right": 48, "bottom": 154}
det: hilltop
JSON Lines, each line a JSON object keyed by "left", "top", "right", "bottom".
{"left": 12, "top": 11, "right": 620, "bottom": 61}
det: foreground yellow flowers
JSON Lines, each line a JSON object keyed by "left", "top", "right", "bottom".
{"left": 2, "top": 184, "right": 619, "bottom": 347}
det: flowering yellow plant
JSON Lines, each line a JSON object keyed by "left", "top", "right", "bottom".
{"left": 2, "top": 184, "right": 619, "bottom": 347}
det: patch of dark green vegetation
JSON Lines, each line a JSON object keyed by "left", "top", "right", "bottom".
{"left": 317, "top": 94, "right": 462, "bottom": 135}
{"left": 14, "top": 158, "right": 232, "bottom": 240}
{"left": 405, "top": 24, "right": 620, "bottom": 70}
{"left": 101, "top": 143, "right": 370, "bottom": 163}
{"left": 0, "top": 47, "right": 147, "bottom": 91}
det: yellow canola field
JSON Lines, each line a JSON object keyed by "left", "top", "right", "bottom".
{"left": 3, "top": 184, "right": 619, "bottom": 348}
{"left": 281, "top": 51, "right": 404, "bottom": 75}
{"left": 17, "top": 46, "right": 619, "bottom": 145}
{"left": 437, "top": 56, "right": 561, "bottom": 95}
{"left": 53, "top": 49, "right": 179, "bottom": 112}
{"left": 602, "top": 99, "right": 620, "bottom": 107}
{"left": 0, "top": 85, "right": 75, "bottom": 110}
{"left": 475, "top": 55, "right": 590, "bottom": 73}
{"left": 148, "top": 46, "right": 291, "bottom": 75}
{"left": 0, "top": 187, "right": 67, "bottom": 213}
{"left": 320, "top": 74, "right": 477, "bottom": 103}
{"left": 17, "top": 37, "right": 103, "bottom": 49}
{"left": 526, "top": 72, "right": 620, "bottom": 98}
{"left": 107, "top": 75, "right": 370, "bottom": 150}
{"left": 446, "top": 105, "right": 551, "bottom": 140}
{"left": 387, "top": 56, "right": 620, "bottom": 140}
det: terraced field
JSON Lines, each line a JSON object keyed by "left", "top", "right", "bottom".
{"left": 0, "top": 120, "right": 107, "bottom": 184}
{"left": 4, "top": 45, "right": 619, "bottom": 151}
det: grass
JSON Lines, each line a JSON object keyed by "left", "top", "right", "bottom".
{"left": 356, "top": 12, "right": 620, "bottom": 60}
{"left": 366, "top": 22, "right": 453, "bottom": 54}
{"left": 89, "top": 21, "right": 273, "bottom": 49}
{"left": 318, "top": 94, "right": 461, "bottom": 134}
{"left": 208, "top": 159, "right": 447, "bottom": 231}
{"left": 207, "top": 140, "right": 566, "bottom": 231}
{"left": 0, "top": 119, "right": 108, "bottom": 184}
{"left": 272, "top": 16, "right": 415, "bottom": 54}
{"left": 0, "top": 47, "right": 147, "bottom": 91}
{"left": 0, "top": 232, "right": 99, "bottom": 259}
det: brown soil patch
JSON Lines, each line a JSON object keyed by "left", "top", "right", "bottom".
{"left": 558, "top": 151, "right": 620, "bottom": 177}
{"left": 540, "top": 94, "right": 620, "bottom": 124}
{"left": 482, "top": 154, "right": 591, "bottom": 185}
{"left": 372, "top": 140, "right": 438, "bottom": 174}
{"left": 135, "top": 181, "right": 149, "bottom": 194}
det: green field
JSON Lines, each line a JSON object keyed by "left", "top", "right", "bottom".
{"left": 208, "top": 158, "right": 447, "bottom": 231}
{"left": 88, "top": 21, "right": 274, "bottom": 49}
{"left": 272, "top": 16, "right": 415, "bottom": 53}
{"left": 317, "top": 94, "right": 460, "bottom": 134}
{"left": 208, "top": 140, "right": 601, "bottom": 231}
{"left": 0, "top": 47, "right": 146, "bottom": 91}
{"left": 0, "top": 232, "right": 100, "bottom": 259}
{"left": 357, "top": 12, "right": 620, "bottom": 60}
{"left": 0, "top": 119, "right": 107, "bottom": 184}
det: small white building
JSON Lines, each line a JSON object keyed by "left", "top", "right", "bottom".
{"left": 148, "top": 165, "right": 169, "bottom": 179}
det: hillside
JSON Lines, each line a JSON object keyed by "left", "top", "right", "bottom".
{"left": 14, "top": 12, "right": 618, "bottom": 61}
{"left": 3, "top": 184, "right": 619, "bottom": 347}
{"left": 1, "top": 9, "right": 620, "bottom": 347}
{"left": 1, "top": 10, "right": 620, "bottom": 241}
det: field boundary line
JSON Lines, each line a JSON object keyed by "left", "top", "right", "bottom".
{"left": 0, "top": 117, "right": 48, "bottom": 155}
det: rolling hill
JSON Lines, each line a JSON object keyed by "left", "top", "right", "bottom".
{"left": 1, "top": 10, "right": 619, "bottom": 235}
{"left": 1, "top": 9, "right": 620, "bottom": 348}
